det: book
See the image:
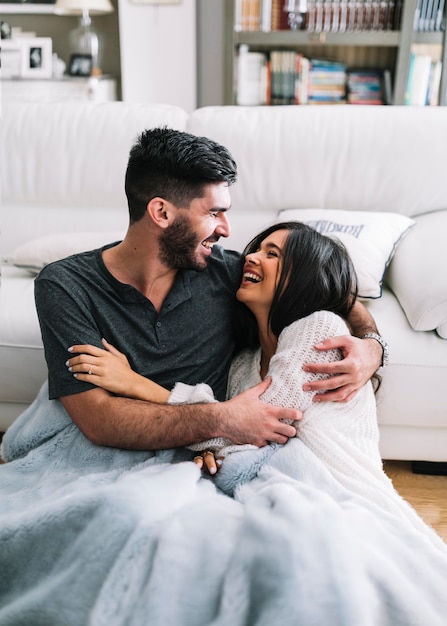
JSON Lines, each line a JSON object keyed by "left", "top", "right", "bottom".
{"left": 270, "top": 50, "right": 296, "bottom": 104}
{"left": 261, "top": 0, "right": 273, "bottom": 31}
{"left": 347, "top": 68, "right": 385, "bottom": 104}
{"left": 308, "top": 58, "right": 347, "bottom": 103}
{"left": 435, "top": 0, "right": 445, "bottom": 30}
{"left": 235, "top": 0, "right": 243, "bottom": 31}
{"left": 271, "top": 0, "right": 291, "bottom": 29}
{"left": 236, "top": 45, "right": 268, "bottom": 105}
{"left": 295, "top": 54, "right": 310, "bottom": 103}
{"left": 405, "top": 52, "right": 432, "bottom": 105}
{"left": 427, "top": 59, "right": 442, "bottom": 104}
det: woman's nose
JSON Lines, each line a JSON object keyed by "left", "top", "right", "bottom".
{"left": 246, "top": 252, "right": 259, "bottom": 264}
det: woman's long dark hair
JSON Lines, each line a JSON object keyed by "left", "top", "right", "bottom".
{"left": 235, "top": 221, "right": 358, "bottom": 350}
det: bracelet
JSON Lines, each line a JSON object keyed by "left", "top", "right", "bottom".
{"left": 361, "top": 333, "right": 389, "bottom": 368}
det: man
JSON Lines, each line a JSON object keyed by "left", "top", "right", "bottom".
{"left": 35, "top": 127, "right": 383, "bottom": 454}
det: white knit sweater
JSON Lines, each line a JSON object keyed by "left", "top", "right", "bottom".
{"left": 171, "top": 309, "right": 383, "bottom": 478}
{"left": 171, "top": 311, "right": 444, "bottom": 534}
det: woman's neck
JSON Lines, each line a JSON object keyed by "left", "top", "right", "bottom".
{"left": 256, "top": 315, "right": 278, "bottom": 379}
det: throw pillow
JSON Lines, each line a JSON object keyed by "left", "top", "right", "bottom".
{"left": 385, "top": 210, "right": 447, "bottom": 336}
{"left": 2, "top": 232, "right": 124, "bottom": 274}
{"left": 277, "top": 209, "right": 415, "bottom": 299}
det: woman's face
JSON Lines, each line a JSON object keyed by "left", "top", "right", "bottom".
{"left": 236, "top": 229, "right": 289, "bottom": 315}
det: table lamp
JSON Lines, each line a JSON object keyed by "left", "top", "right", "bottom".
{"left": 55, "top": 0, "right": 114, "bottom": 75}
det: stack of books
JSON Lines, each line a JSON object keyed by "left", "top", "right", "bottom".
{"left": 307, "top": 59, "right": 347, "bottom": 104}
{"left": 235, "top": 47, "right": 399, "bottom": 106}
{"left": 346, "top": 69, "right": 386, "bottom": 104}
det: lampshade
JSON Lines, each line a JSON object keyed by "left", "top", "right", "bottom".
{"left": 55, "top": 0, "right": 114, "bottom": 16}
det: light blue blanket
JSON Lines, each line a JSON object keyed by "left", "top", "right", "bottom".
{"left": 1, "top": 382, "right": 447, "bottom": 625}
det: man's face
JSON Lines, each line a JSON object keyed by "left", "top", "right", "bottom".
{"left": 159, "top": 182, "right": 231, "bottom": 271}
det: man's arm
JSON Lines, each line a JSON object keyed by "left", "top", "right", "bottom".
{"left": 302, "top": 301, "right": 384, "bottom": 402}
{"left": 61, "top": 377, "right": 299, "bottom": 450}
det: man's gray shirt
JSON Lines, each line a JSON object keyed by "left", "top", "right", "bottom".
{"left": 35, "top": 242, "right": 242, "bottom": 402}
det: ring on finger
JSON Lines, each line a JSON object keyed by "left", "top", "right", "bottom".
{"left": 88, "top": 365, "right": 93, "bottom": 375}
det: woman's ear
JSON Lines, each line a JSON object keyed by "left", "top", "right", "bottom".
{"left": 147, "top": 197, "right": 175, "bottom": 229}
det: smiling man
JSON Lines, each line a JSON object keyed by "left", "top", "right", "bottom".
{"left": 34, "top": 127, "right": 381, "bottom": 453}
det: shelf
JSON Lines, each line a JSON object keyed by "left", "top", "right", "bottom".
{"left": 234, "top": 29, "right": 446, "bottom": 49}
{"left": 234, "top": 30, "right": 402, "bottom": 47}
{"left": 413, "top": 31, "right": 445, "bottom": 44}
{"left": 0, "top": 3, "right": 56, "bottom": 14}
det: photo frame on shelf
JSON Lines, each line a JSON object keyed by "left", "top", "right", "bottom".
{"left": 68, "top": 54, "right": 93, "bottom": 77}
{"left": 20, "top": 37, "right": 52, "bottom": 79}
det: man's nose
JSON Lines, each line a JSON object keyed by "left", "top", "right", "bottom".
{"left": 216, "top": 212, "right": 231, "bottom": 238}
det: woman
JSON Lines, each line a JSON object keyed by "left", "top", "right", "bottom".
{"left": 66, "top": 222, "right": 419, "bottom": 524}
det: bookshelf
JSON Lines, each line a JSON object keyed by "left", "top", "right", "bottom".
{"left": 224, "top": 0, "right": 447, "bottom": 105}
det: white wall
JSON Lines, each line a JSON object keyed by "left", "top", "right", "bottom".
{"left": 118, "top": 0, "right": 196, "bottom": 112}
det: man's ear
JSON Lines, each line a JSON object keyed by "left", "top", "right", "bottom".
{"left": 147, "top": 197, "right": 176, "bottom": 228}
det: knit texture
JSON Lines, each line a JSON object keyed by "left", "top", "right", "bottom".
{"left": 168, "top": 383, "right": 257, "bottom": 457}
{"left": 173, "top": 311, "right": 410, "bottom": 514}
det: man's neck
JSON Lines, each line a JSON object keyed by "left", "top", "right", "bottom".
{"left": 102, "top": 238, "right": 177, "bottom": 313}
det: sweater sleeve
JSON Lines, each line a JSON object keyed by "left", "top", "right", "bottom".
{"left": 168, "top": 382, "right": 256, "bottom": 457}
{"left": 259, "top": 311, "right": 350, "bottom": 415}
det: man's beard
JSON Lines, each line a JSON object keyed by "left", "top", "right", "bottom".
{"left": 159, "top": 213, "right": 207, "bottom": 271}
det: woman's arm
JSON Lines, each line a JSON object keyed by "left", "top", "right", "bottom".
{"left": 66, "top": 339, "right": 170, "bottom": 404}
{"left": 259, "top": 311, "right": 352, "bottom": 411}
{"left": 67, "top": 342, "right": 227, "bottom": 474}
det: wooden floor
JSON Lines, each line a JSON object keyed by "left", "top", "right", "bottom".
{"left": 384, "top": 460, "right": 447, "bottom": 542}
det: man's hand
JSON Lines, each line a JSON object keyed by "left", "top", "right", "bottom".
{"left": 218, "top": 378, "right": 300, "bottom": 448}
{"left": 302, "top": 335, "right": 382, "bottom": 403}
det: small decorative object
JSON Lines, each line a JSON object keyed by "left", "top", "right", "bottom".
{"left": 0, "top": 21, "right": 12, "bottom": 40}
{"left": 52, "top": 52, "right": 66, "bottom": 78}
{"left": 69, "top": 53, "right": 93, "bottom": 77}
{"left": 20, "top": 37, "right": 53, "bottom": 79}
{"left": 284, "top": 0, "right": 308, "bottom": 31}
{"left": 55, "top": 0, "right": 114, "bottom": 76}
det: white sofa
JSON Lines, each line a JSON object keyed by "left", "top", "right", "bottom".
{"left": 1, "top": 101, "right": 447, "bottom": 463}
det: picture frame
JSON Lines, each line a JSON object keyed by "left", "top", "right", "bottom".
{"left": 20, "top": 37, "right": 52, "bottom": 79}
{"left": 68, "top": 54, "right": 93, "bottom": 77}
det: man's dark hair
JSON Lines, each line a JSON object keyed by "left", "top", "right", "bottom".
{"left": 125, "top": 127, "right": 238, "bottom": 223}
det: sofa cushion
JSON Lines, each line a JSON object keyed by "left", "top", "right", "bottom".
{"left": 277, "top": 209, "right": 415, "bottom": 300}
{"left": 437, "top": 322, "right": 447, "bottom": 340}
{"left": 2, "top": 232, "right": 124, "bottom": 274}
{"left": 385, "top": 209, "right": 447, "bottom": 335}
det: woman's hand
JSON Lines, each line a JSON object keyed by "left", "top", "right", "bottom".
{"left": 66, "top": 339, "right": 170, "bottom": 404}
{"left": 193, "top": 451, "right": 223, "bottom": 476}
{"left": 66, "top": 339, "right": 137, "bottom": 396}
